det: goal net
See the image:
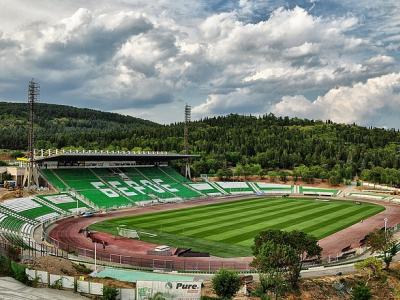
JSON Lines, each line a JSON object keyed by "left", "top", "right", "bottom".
{"left": 117, "top": 227, "right": 139, "bottom": 239}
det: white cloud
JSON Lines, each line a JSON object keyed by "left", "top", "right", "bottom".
{"left": 272, "top": 73, "right": 400, "bottom": 127}
{"left": 0, "top": 1, "right": 399, "bottom": 125}
{"left": 366, "top": 55, "right": 395, "bottom": 66}
{"left": 193, "top": 88, "right": 268, "bottom": 117}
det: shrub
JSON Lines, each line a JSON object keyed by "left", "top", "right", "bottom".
{"left": 102, "top": 286, "right": 119, "bottom": 300}
{"left": 10, "top": 261, "right": 29, "bottom": 285}
{"left": 351, "top": 284, "right": 372, "bottom": 300}
{"left": 73, "top": 263, "right": 92, "bottom": 274}
{"left": 212, "top": 269, "right": 241, "bottom": 299}
{"left": 0, "top": 255, "right": 11, "bottom": 275}
{"left": 50, "top": 278, "right": 63, "bottom": 290}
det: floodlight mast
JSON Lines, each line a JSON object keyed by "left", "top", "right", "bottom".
{"left": 184, "top": 104, "right": 191, "bottom": 179}
{"left": 23, "top": 79, "right": 40, "bottom": 189}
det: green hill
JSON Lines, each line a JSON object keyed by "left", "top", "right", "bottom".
{"left": 1, "top": 101, "right": 400, "bottom": 184}
{"left": 0, "top": 101, "right": 159, "bottom": 150}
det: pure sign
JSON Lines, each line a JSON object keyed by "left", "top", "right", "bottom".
{"left": 136, "top": 281, "right": 202, "bottom": 300}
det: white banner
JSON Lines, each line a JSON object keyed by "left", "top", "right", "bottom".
{"left": 136, "top": 281, "right": 202, "bottom": 300}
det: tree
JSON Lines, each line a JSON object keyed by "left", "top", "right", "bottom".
{"left": 233, "top": 164, "right": 244, "bottom": 179}
{"left": 278, "top": 170, "right": 289, "bottom": 182}
{"left": 212, "top": 269, "right": 241, "bottom": 299}
{"left": 268, "top": 171, "right": 279, "bottom": 183}
{"left": 366, "top": 229, "right": 398, "bottom": 269}
{"left": 355, "top": 257, "right": 384, "bottom": 284}
{"left": 251, "top": 241, "right": 297, "bottom": 296}
{"left": 252, "top": 230, "right": 322, "bottom": 289}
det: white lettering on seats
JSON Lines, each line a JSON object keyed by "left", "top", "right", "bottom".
{"left": 140, "top": 180, "right": 165, "bottom": 193}
{"left": 91, "top": 182, "right": 119, "bottom": 198}
{"left": 125, "top": 181, "right": 146, "bottom": 194}
{"left": 153, "top": 179, "right": 178, "bottom": 192}
{"left": 108, "top": 181, "right": 137, "bottom": 196}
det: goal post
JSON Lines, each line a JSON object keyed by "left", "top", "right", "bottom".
{"left": 117, "top": 226, "right": 139, "bottom": 239}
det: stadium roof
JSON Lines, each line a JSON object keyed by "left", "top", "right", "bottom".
{"left": 34, "top": 149, "right": 198, "bottom": 163}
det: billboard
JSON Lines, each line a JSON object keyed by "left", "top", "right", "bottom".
{"left": 136, "top": 281, "right": 202, "bottom": 300}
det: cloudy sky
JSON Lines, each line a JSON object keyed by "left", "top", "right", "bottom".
{"left": 0, "top": 1, "right": 399, "bottom": 127}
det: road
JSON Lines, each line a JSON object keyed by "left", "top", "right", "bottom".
{"left": 0, "top": 277, "right": 85, "bottom": 300}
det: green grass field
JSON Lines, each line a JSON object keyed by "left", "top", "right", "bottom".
{"left": 90, "top": 197, "right": 384, "bottom": 257}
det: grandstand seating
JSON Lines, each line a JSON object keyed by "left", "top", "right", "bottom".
{"left": 215, "top": 182, "right": 255, "bottom": 194}
{"left": 189, "top": 182, "right": 223, "bottom": 196}
{"left": 141, "top": 167, "right": 202, "bottom": 198}
{"left": 50, "top": 168, "right": 135, "bottom": 208}
{"left": 42, "top": 167, "right": 206, "bottom": 208}
{"left": 0, "top": 193, "right": 88, "bottom": 245}
{"left": 41, "top": 169, "right": 68, "bottom": 191}
{"left": 39, "top": 166, "right": 344, "bottom": 210}
{"left": 255, "top": 183, "right": 294, "bottom": 194}
{"left": 299, "top": 186, "right": 339, "bottom": 196}
{"left": 122, "top": 167, "right": 179, "bottom": 200}
{"left": 36, "top": 193, "right": 88, "bottom": 213}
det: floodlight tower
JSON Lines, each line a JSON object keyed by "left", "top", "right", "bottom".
{"left": 184, "top": 104, "right": 191, "bottom": 179}
{"left": 23, "top": 79, "right": 40, "bottom": 189}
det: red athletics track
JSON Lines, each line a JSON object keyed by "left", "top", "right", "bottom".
{"left": 47, "top": 196, "right": 400, "bottom": 271}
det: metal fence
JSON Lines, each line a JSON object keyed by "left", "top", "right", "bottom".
{"left": 46, "top": 235, "right": 253, "bottom": 272}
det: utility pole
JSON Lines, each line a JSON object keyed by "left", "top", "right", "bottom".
{"left": 184, "top": 104, "right": 191, "bottom": 179}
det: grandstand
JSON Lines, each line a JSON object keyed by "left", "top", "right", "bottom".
{"left": 0, "top": 193, "right": 86, "bottom": 246}
{"left": 35, "top": 151, "right": 343, "bottom": 208}
{"left": 298, "top": 186, "right": 339, "bottom": 196}
{"left": 255, "top": 183, "right": 294, "bottom": 194}
{"left": 189, "top": 182, "right": 224, "bottom": 196}
{"left": 41, "top": 166, "right": 339, "bottom": 209}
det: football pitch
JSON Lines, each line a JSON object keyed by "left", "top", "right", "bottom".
{"left": 90, "top": 197, "right": 384, "bottom": 257}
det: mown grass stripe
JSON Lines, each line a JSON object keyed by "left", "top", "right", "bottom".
{"left": 299, "top": 206, "right": 376, "bottom": 234}
{"left": 150, "top": 199, "right": 308, "bottom": 232}
{"left": 114, "top": 197, "right": 268, "bottom": 224}
{"left": 124, "top": 198, "right": 291, "bottom": 229}
{"left": 307, "top": 206, "right": 384, "bottom": 238}
{"left": 218, "top": 203, "right": 348, "bottom": 244}
{"left": 236, "top": 205, "right": 374, "bottom": 246}
{"left": 120, "top": 197, "right": 355, "bottom": 226}
{"left": 164, "top": 200, "right": 315, "bottom": 233}
{"left": 178, "top": 202, "right": 320, "bottom": 238}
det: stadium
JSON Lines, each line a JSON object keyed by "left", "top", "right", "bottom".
{"left": 1, "top": 146, "right": 399, "bottom": 273}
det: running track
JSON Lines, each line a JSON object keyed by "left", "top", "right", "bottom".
{"left": 47, "top": 196, "right": 400, "bottom": 271}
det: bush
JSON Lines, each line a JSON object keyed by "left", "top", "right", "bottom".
{"left": 0, "top": 255, "right": 11, "bottom": 275}
{"left": 50, "top": 278, "right": 63, "bottom": 290}
{"left": 102, "top": 286, "right": 119, "bottom": 300}
{"left": 10, "top": 151, "right": 24, "bottom": 159}
{"left": 73, "top": 263, "right": 92, "bottom": 274}
{"left": 10, "top": 261, "right": 29, "bottom": 285}
{"left": 351, "top": 284, "right": 372, "bottom": 300}
{"left": 212, "top": 269, "right": 241, "bottom": 299}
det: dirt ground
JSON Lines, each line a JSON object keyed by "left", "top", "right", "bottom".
{"left": 29, "top": 256, "right": 84, "bottom": 276}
